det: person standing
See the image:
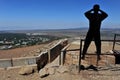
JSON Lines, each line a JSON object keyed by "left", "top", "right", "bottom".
{"left": 81, "top": 4, "right": 108, "bottom": 60}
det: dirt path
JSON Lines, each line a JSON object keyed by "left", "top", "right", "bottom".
{"left": 0, "top": 44, "right": 46, "bottom": 59}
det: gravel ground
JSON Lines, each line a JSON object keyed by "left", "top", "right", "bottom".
{"left": 0, "top": 40, "right": 120, "bottom": 80}
{"left": 1, "top": 66, "right": 120, "bottom": 80}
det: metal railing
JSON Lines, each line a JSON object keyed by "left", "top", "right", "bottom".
{"left": 61, "top": 36, "right": 120, "bottom": 73}
{"left": 113, "top": 34, "right": 120, "bottom": 50}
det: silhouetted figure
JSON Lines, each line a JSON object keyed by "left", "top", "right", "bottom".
{"left": 82, "top": 4, "right": 108, "bottom": 60}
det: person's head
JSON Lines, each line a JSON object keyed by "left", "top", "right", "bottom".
{"left": 93, "top": 4, "right": 100, "bottom": 13}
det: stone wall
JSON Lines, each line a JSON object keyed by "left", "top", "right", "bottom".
{"left": 36, "top": 39, "right": 68, "bottom": 71}
{"left": 36, "top": 51, "right": 48, "bottom": 71}
{"left": 0, "top": 57, "right": 36, "bottom": 68}
{"left": 12, "top": 57, "right": 36, "bottom": 66}
{"left": 65, "top": 51, "right": 79, "bottom": 66}
{"left": 64, "top": 51, "right": 115, "bottom": 67}
{"left": 0, "top": 59, "right": 12, "bottom": 68}
{"left": 0, "top": 39, "right": 68, "bottom": 69}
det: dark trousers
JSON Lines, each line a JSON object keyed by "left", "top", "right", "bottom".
{"left": 82, "top": 31, "right": 101, "bottom": 56}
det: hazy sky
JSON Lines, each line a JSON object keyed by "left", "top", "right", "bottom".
{"left": 0, "top": 0, "right": 120, "bottom": 30}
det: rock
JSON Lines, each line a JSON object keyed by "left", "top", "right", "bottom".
{"left": 32, "top": 64, "right": 38, "bottom": 72}
{"left": 39, "top": 65, "right": 69, "bottom": 78}
{"left": 36, "top": 49, "right": 41, "bottom": 53}
{"left": 109, "top": 50, "right": 114, "bottom": 54}
{"left": 18, "top": 66, "right": 34, "bottom": 75}
{"left": 39, "top": 66, "right": 56, "bottom": 78}
{"left": 39, "top": 68, "right": 49, "bottom": 78}
{"left": 40, "top": 74, "right": 49, "bottom": 78}
{"left": 57, "top": 66, "right": 69, "bottom": 73}
{"left": 48, "top": 67, "right": 55, "bottom": 75}
{"left": 81, "top": 60, "right": 89, "bottom": 67}
{"left": 69, "top": 64, "right": 79, "bottom": 74}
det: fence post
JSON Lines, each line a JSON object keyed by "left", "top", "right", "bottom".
{"left": 113, "top": 34, "right": 116, "bottom": 50}
{"left": 60, "top": 44, "right": 70, "bottom": 65}
{"left": 11, "top": 58, "right": 13, "bottom": 67}
{"left": 78, "top": 39, "right": 82, "bottom": 73}
{"left": 61, "top": 51, "right": 64, "bottom": 65}
{"left": 48, "top": 49, "right": 51, "bottom": 63}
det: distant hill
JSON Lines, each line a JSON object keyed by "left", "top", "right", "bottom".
{"left": 0, "top": 31, "right": 8, "bottom": 33}
{"left": 0, "top": 27, "right": 120, "bottom": 34}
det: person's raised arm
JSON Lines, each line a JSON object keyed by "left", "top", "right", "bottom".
{"left": 84, "top": 9, "right": 93, "bottom": 19}
{"left": 99, "top": 9, "right": 108, "bottom": 20}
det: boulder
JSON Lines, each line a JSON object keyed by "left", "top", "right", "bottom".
{"left": 57, "top": 66, "right": 69, "bottom": 73}
{"left": 19, "top": 65, "right": 34, "bottom": 75}
{"left": 39, "top": 68, "right": 49, "bottom": 78}
{"left": 48, "top": 67, "right": 55, "bottom": 75}
{"left": 39, "top": 65, "right": 70, "bottom": 78}
{"left": 109, "top": 50, "right": 114, "bottom": 54}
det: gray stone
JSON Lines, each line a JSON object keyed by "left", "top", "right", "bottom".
{"left": 48, "top": 67, "right": 55, "bottom": 75}
{"left": 39, "top": 68, "right": 49, "bottom": 78}
{"left": 39, "top": 66, "right": 56, "bottom": 78}
{"left": 57, "top": 66, "right": 69, "bottom": 73}
{"left": 18, "top": 66, "right": 34, "bottom": 75}
{"left": 109, "top": 50, "right": 114, "bottom": 54}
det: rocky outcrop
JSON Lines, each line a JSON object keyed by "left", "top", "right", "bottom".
{"left": 39, "top": 67, "right": 49, "bottom": 78}
{"left": 19, "top": 64, "right": 37, "bottom": 75}
{"left": 39, "top": 65, "right": 69, "bottom": 78}
{"left": 57, "top": 66, "right": 69, "bottom": 73}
